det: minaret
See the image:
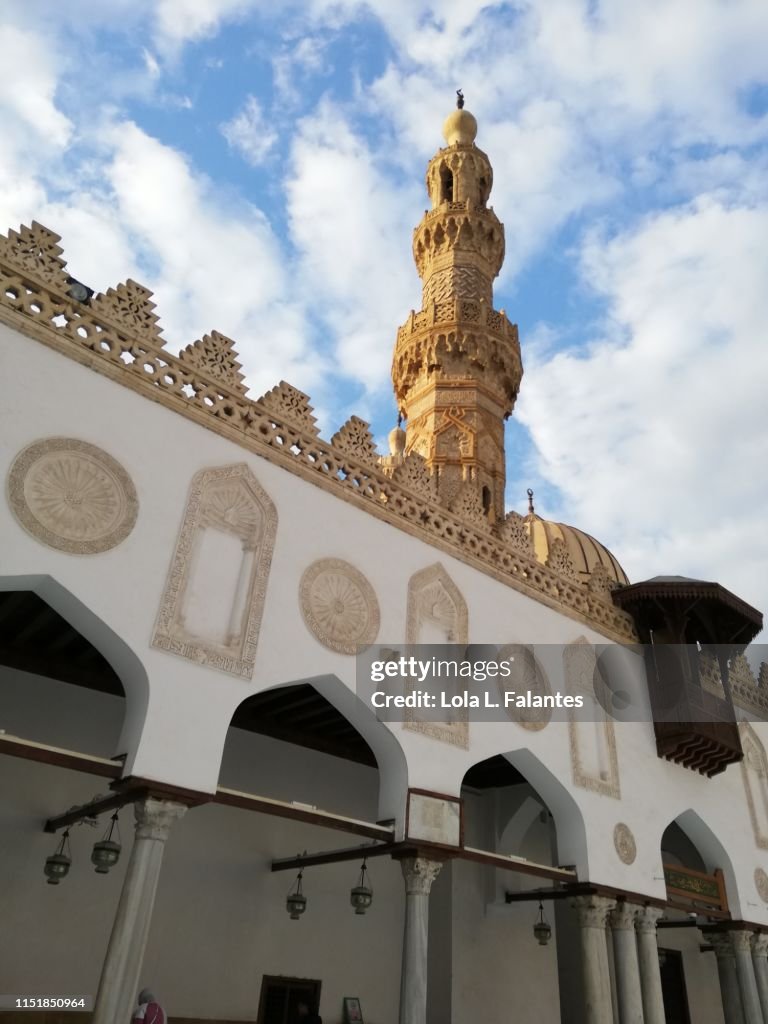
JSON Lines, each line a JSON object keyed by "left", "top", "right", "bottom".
{"left": 391, "top": 94, "right": 523, "bottom": 522}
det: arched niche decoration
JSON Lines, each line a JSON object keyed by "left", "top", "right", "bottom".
{"left": 404, "top": 562, "right": 468, "bottom": 748}
{"left": 740, "top": 722, "right": 768, "bottom": 849}
{"left": 563, "top": 637, "right": 620, "bottom": 799}
{"left": 151, "top": 463, "right": 277, "bottom": 678}
{"left": 497, "top": 644, "right": 552, "bottom": 731}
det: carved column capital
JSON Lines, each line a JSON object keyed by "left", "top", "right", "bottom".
{"left": 134, "top": 797, "right": 187, "bottom": 841}
{"left": 709, "top": 933, "right": 737, "bottom": 959}
{"left": 732, "top": 929, "right": 756, "bottom": 954}
{"left": 571, "top": 894, "right": 616, "bottom": 928}
{"left": 610, "top": 902, "right": 640, "bottom": 930}
{"left": 399, "top": 856, "right": 442, "bottom": 895}
{"left": 752, "top": 933, "right": 768, "bottom": 958}
{"left": 635, "top": 905, "right": 665, "bottom": 934}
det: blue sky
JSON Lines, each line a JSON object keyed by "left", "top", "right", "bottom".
{"left": 2, "top": 0, "right": 768, "bottom": 632}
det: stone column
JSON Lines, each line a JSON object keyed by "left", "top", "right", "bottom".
{"left": 751, "top": 934, "right": 768, "bottom": 1023}
{"left": 710, "top": 933, "right": 746, "bottom": 1024}
{"left": 398, "top": 856, "right": 442, "bottom": 1024}
{"left": 635, "top": 906, "right": 666, "bottom": 1024}
{"left": 732, "top": 930, "right": 764, "bottom": 1024}
{"left": 571, "top": 895, "right": 616, "bottom": 1024}
{"left": 92, "top": 798, "right": 187, "bottom": 1024}
{"left": 610, "top": 902, "right": 644, "bottom": 1024}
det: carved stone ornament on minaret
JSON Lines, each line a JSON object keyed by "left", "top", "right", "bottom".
{"left": 391, "top": 94, "right": 523, "bottom": 522}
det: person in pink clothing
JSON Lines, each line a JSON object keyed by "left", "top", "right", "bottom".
{"left": 132, "top": 988, "right": 166, "bottom": 1024}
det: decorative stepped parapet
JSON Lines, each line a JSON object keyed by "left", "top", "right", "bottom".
{"left": 179, "top": 331, "right": 246, "bottom": 394}
{"left": 331, "top": 416, "right": 379, "bottom": 466}
{"left": 0, "top": 220, "right": 639, "bottom": 642}
{"left": 90, "top": 280, "right": 164, "bottom": 342}
{"left": 729, "top": 654, "right": 768, "bottom": 718}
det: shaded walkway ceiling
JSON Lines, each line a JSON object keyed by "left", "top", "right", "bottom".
{"left": 0, "top": 593, "right": 525, "bottom": 785}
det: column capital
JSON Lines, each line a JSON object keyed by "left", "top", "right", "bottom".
{"left": 752, "top": 933, "right": 768, "bottom": 958}
{"left": 134, "top": 797, "right": 187, "bottom": 841}
{"left": 610, "top": 901, "right": 640, "bottom": 930}
{"left": 399, "top": 855, "right": 442, "bottom": 895}
{"left": 635, "top": 905, "right": 665, "bottom": 934}
{"left": 709, "top": 933, "right": 737, "bottom": 959}
{"left": 732, "top": 929, "right": 757, "bottom": 955}
{"left": 571, "top": 894, "right": 616, "bottom": 928}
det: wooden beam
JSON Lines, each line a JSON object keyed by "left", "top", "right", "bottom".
{"left": 271, "top": 842, "right": 396, "bottom": 871}
{"left": 461, "top": 846, "right": 577, "bottom": 882}
{"left": 0, "top": 733, "right": 122, "bottom": 779}
{"left": 214, "top": 786, "right": 395, "bottom": 841}
{"left": 45, "top": 791, "right": 131, "bottom": 833}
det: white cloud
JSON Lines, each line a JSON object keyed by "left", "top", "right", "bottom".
{"left": 220, "top": 95, "right": 278, "bottom": 166}
{"left": 517, "top": 196, "right": 768, "bottom": 615}
{"left": 285, "top": 101, "right": 421, "bottom": 393}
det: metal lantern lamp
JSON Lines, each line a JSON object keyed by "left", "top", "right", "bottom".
{"left": 91, "top": 811, "right": 121, "bottom": 874}
{"left": 533, "top": 901, "right": 552, "bottom": 946}
{"left": 350, "top": 859, "right": 373, "bottom": 915}
{"left": 44, "top": 829, "right": 72, "bottom": 885}
{"left": 286, "top": 870, "right": 307, "bottom": 920}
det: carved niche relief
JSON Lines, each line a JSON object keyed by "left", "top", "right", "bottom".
{"left": 740, "top": 722, "right": 768, "bottom": 850}
{"left": 404, "top": 562, "right": 469, "bottom": 748}
{"left": 564, "top": 637, "right": 621, "bottom": 799}
{"left": 7, "top": 437, "right": 138, "bottom": 554}
{"left": 151, "top": 463, "right": 277, "bottom": 678}
{"left": 496, "top": 644, "right": 552, "bottom": 731}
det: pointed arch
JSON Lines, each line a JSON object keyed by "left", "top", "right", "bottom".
{"left": 0, "top": 573, "right": 148, "bottom": 760}
{"left": 221, "top": 672, "right": 408, "bottom": 827}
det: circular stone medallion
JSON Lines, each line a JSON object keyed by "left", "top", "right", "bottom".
{"left": 613, "top": 823, "right": 637, "bottom": 865}
{"left": 300, "top": 558, "right": 380, "bottom": 655}
{"left": 756, "top": 868, "right": 768, "bottom": 904}
{"left": 8, "top": 438, "right": 138, "bottom": 554}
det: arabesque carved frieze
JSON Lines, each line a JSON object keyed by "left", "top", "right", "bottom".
{"left": 0, "top": 220, "right": 640, "bottom": 643}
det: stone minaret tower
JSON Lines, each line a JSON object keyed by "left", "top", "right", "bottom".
{"left": 391, "top": 95, "right": 522, "bottom": 522}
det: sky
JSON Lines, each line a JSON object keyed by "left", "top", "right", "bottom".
{"left": 1, "top": 0, "right": 767, "bottom": 639}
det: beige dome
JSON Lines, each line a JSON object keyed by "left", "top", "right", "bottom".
{"left": 442, "top": 108, "right": 478, "bottom": 146}
{"left": 524, "top": 510, "right": 629, "bottom": 586}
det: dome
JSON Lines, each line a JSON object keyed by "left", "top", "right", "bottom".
{"left": 523, "top": 495, "right": 629, "bottom": 586}
{"left": 442, "top": 108, "right": 478, "bottom": 146}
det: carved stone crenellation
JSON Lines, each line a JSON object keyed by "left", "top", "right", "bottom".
{"left": 331, "top": 416, "right": 379, "bottom": 466}
{"left": 256, "top": 380, "right": 320, "bottom": 437}
{"left": 90, "top": 279, "right": 163, "bottom": 342}
{"left": 0, "top": 220, "right": 640, "bottom": 644}
{"left": 179, "top": 331, "right": 246, "bottom": 394}
{"left": 7, "top": 437, "right": 138, "bottom": 554}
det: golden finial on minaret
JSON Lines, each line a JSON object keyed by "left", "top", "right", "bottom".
{"left": 390, "top": 95, "right": 523, "bottom": 521}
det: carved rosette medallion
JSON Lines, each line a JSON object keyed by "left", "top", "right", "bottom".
{"left": 299, "top": 558, "right": 380, "bottom": 655}
{"left": 755, "top": 868, "right": 768, "bottom": 904}
{"left": 613, "top": 823, "right": 637, "bottom": 865}
{"left": 7, "top": 438, "right": 138, "bottom": 553}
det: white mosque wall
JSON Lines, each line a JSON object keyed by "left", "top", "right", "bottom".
{"left": 3, "top": 320, "right": 768, "bottom": 921}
